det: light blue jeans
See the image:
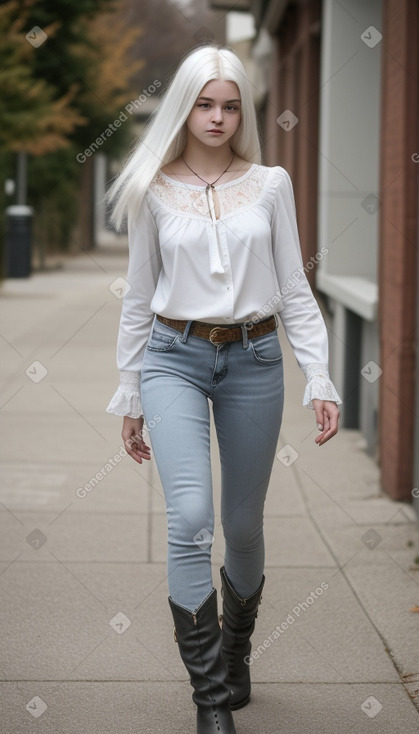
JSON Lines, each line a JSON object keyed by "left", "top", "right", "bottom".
{"left": 140, "top": 315, "right": 284, "bottom": 612}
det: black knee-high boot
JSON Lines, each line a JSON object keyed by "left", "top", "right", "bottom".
{"left": 219, "top": 566, "right": 265, "bottom": 710}
{"left": 169, "top": 588, "right": 237, "bottom": 734}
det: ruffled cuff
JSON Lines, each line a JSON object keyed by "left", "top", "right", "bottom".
{"left": 301, "top": 363, "right": 342, "bottom": 410}
{"left": 106, "top": 371, "right": 143, "bottom": 418}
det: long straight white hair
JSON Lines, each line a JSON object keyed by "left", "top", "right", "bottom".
{"left": 107, "top": 42, "right": 262, "bottom": 230}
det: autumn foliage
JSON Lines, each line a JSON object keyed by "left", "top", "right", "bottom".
{"left": 0, "top": 0, "right": 143, "bottom": 155}
{"left": 0, "top": 0, "right": 145, "bottom": 260}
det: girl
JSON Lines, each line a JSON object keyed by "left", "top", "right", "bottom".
{"left": 106, "top": 42, "right": 341, "bottom": 734}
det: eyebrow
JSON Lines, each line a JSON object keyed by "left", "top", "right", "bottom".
{"left": 197, "top": 97, "right": 241, "bottom": 103}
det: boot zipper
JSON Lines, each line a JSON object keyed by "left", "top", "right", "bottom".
{"left": 223, "top": 570, "right": 255, "bottom": 606}
{"left": 174, "top": 612, "right": 198, "bottom": 640}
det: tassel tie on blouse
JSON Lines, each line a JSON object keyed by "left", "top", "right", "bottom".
{"left": 205, "top": 183, "right": 225, "bottom": 275}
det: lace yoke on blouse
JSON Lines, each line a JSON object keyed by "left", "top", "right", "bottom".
{"left": 149, "top": 164, "right": 269, "bottom": 222}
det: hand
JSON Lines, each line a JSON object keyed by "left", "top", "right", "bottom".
{"left": 312, "top": 400, "right": 339, "bottom": 446}
{"left": 122, "top": 415, "right": 151, "bottom": 464}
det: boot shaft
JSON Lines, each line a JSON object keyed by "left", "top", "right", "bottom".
{"left": 219, "top": 567, "right": 265, "bottom": 711}
{"left": 169, "top": 588, "right": 231, "bottom": 711}
{"left": 220, "top": 567, "right": 265, "bottom": 641}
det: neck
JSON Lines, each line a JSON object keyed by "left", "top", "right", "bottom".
{"left": 181, "top": 139, "right": 235, "bottom": 176}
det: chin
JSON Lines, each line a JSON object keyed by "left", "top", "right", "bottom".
{"left": 202, "top": 135, "right": 231, "bottom": 145}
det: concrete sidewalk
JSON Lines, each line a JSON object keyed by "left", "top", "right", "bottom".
{"left": 1, "top": 240, "right": 419, "bottom": 734}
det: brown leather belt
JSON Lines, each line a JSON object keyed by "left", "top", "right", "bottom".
{"left": 156, "top": 314, "right": 276, "bottom": 345}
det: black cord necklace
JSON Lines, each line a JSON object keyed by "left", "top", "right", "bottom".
{"left": 180, "top": 151, "right": 235, "bottom": 193}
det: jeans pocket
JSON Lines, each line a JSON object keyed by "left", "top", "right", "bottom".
{"left": 249, "top": 331, "right": 283, "bottom": 365}
{"left": 146, "top": 322, "right": 179, "bottom": 352}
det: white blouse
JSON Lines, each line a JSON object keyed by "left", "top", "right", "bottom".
{"left": 106, "top": 163, "right": 342, "bottom": 418}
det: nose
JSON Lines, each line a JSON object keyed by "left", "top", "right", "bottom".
{"left": 211, "top": 106, "right": 224, "bottom": 123}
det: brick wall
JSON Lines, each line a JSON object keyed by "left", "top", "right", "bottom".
{"left": 378, "top": 0, "right": 419, "bottom": 499}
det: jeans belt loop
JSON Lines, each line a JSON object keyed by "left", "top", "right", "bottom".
{"left": 240, "top": 323, "right": 249, "bottom": 349}
{"left": 180, "top": 320, "right": 193, "bottom": 343}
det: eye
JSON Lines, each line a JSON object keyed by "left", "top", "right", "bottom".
{"left": 197, "top": 103, "right": 239, "bottom": 111}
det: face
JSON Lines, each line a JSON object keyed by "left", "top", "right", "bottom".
{"left": 185, "top": 79, "right": 241, "bottom": 147}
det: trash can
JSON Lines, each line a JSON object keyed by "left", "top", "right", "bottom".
{"left": 5, "top": 205, "right": 34, "bottom": 278}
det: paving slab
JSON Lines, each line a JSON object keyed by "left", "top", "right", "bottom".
{"left": 0, "top": 460, "right": 156, "bottom": 515}
{"left": 306, "top": 520, "right": 419, "bottom": 569}
{"left": 294, "top": 432, "right": 383, "bottom": 505}
{"left": 345, "top": 563, "right": 419, "bottom": 677}
{"left": 0, "top": 561, "right": 177, "bottom": 682}
{"left": 0, "top": 510, "right": 149, "bottom": 564}
{"left": 309, "top": 496, "right": 411, "bottom": 527}
{"left": 241, "top": 567, "right": 399, "bottom": 683}
{"left": 0, "top": 413, "right": 113, "bottom": 464}
{"left": 0, "top": 681, "right": 417, "bottom": 734}
{"left": 1, "top": 558, "right": 392, "bottom": 685}
{"left": 264, "top": 516, "right": 336, "bottom": 567}
{"left": 263, "top": 467, "right": 306, "bottom": 516}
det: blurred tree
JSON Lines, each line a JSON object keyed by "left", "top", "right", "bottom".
{"left": 0, "top": 1, "right": 86, "bottom": 154}
{"left": 0, "top": 0, "right": 144, "bottom": 263}
{"left": 24, "top": 0, "right": 144, "bottom": 251}
{"left": 70, "top": 1, "right": 145, "bottom": 249}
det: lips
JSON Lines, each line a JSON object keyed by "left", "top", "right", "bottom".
{"left": 207, "top": 129, "right": 223, "bottom": 133}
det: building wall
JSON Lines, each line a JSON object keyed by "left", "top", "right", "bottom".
{"left": 316, "top": 0, "right": 382, "bottom": 450}
{"left": 378, "top": 0, "right": 418, "bottom": 500}
{"left": 250, "top": 0, "right": 418, "bottom": 505}
{"left": 256, "top": 0, "right": 382, "bottom": 448}
{"left": 262, "top": 1, "right": 321, "bottom": 285}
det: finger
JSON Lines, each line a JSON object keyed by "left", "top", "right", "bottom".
{"left": 313, "top": 405, "right": 324, "bottom": 431}
{"left": 137, "top": 446, "right": 151, "bottom": 459}
{"left": 125, "top": 446, "right": 151, "bottom": 464}
{"left": 314, "top": 411, "right": 328, "bottom": 443}
{"left": 314, "top": 402, "right": 339, "bottom": 444}
{"left": 316, "top": 430, "right": 328, "bottom": 446}
{"left": 123, "top": 432, "right": 149, "bottom": 448}
{"left": 136, "top": 441, "right": 151, "bottom": 457}
{"left": 129, "top": 453, "right": 146, "bottom": 464}
{"left": 316, "top": 419, "right": 338, "bottom": 445}
{"left": 139, "top": 440, "right": 151, "bottom": 451}
{"left": 124, "top": 446, "right": 143, "bottom": 464}
{"left": 318, "top": 429, "right": 336, "bottom": 446}
{"left": 124, "top": 430, "right": 151, "bottom": 450}
{"left": 123, "top": 436, "right": 151, "bottom": 462}
{"left": 315, "top": 420, "right": 334, "bottom": 445}
{"left": 324, "top": 407, "right": 339, "bottom": 435}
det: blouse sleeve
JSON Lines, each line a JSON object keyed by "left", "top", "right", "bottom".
{"left": 106, "top": 192, "right": 161, "bottom": 418}
{"left": 270, "top": 167, "right": 342, "bottom": 409}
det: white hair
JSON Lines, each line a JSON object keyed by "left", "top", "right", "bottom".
{"left": 107, "top": 42, "right": 262, "bottom": 230}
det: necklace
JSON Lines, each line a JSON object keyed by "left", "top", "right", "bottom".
{"left": 180, "top": 151, "right": 235, "bottom": 193}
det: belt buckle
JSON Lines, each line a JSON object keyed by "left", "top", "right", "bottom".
{"left": 209, "top": 326, "right": 226, "bottom": 345}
